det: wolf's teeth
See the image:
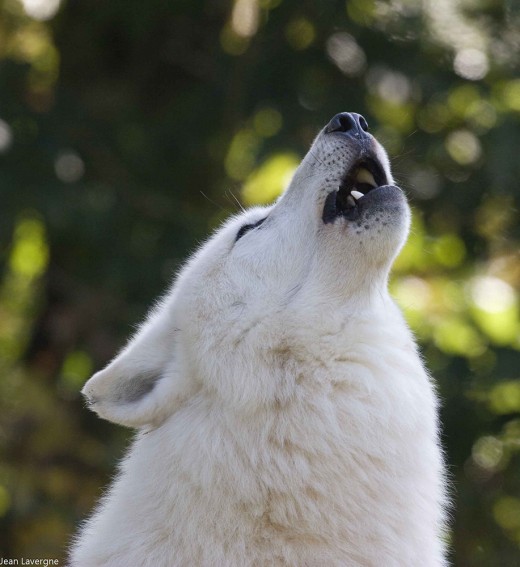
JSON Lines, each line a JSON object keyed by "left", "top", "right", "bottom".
{"left": 355, "top": 168, "right": 376, "bottom": 187}
{"left": 351, "top": 190, "right": 364, "bottom": 200}
{"left": 346, "top": 195, "right": 356, "bottom": 207}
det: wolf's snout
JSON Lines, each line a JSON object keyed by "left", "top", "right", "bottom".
{"left": 325, "top": 112, "right": 369, "bottom": 139}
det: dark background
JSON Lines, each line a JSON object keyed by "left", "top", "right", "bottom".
{"left": 1, "top": 0, "right": 520, "bottom": 564}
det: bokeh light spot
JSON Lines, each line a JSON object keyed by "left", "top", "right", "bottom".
{"left": 61, "top": 351, "right": 93, "bottom": 390}
{"left": 409, "top": 168, "right": 441, "bottom": 200}
{"left": 326, "top": 32, "right": 366, "bottom": 76}
{"left": 454, "top": 48, "right": 489, "bottom": 81}
{"left": 472, "top": 436, "right": 504, "bottom": 471}
{"left": 285, "top": 18, "right": 315, "bottom": 51}
{"left": 470, "top": 276, "right": 516, "bottom": 314}
{"left": 242, "top": 152, "right": 299, "bottom": 205}
{"left": 0, "top": 119, "right": 13, "bottom": 152}
{"left": 368, "top": 67, "right": 412, "bottom": 105}
{"left": 488, "top": 381, "right": 520, "bottom": 415}
{"left": 493, "top": 497, "right": 520, "bottom": 531}
{"left": 231, "top": 0, "right": 259, "bottom": 39}
{"left": 346, "top": 0, "right": 376, "bottom": 26}
{"left": 9, "top": 216, "right": 49, "bottom": 279}
{"left": 501, "top": 80, "right": 520, "bottom": 112}
{"left": 55, "top": 150, "right": 85, "bottom": 183}
{"left": 393, "top": 276, "right": 432, "bottom": 311}
{"left": 21, "top": 0, "right": 61, "bottom": 21}
{"left": 253, "top": 108, "right": 282, "bottom": 137}
{"left": 469, "top": 276, "right": 519, "bottom": 346}
{"left": 433, "top": 317, "right": 484, "bottom": 357}
{"left": 445, "top": 130, "right": 481, "bottom": 165}
{"left": 225, "top": 129, "right": 261, "bottom": 180}
{"left": 432, "top": 234, "right": 466, "bottom": 268}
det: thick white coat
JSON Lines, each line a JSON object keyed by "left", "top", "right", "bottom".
{"left": 70, "top": 120, "right": 447, "bottom": 566}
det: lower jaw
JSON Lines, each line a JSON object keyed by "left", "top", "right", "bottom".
{"left": 322, "top": 185, "right": 404, "bottom": 225}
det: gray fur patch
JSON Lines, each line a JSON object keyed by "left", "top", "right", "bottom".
{"left": 113, "top": 373, "right": 160, "bottom": 403}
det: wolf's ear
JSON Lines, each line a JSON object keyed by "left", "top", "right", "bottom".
{"left": 82, "top": 358, "right": 181, "bottom": 428}
{"left": 82, "top": 303, "right": 191, "bottom": 428}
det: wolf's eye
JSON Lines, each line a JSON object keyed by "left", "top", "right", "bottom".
{"left": 235, "top": 217, "right": 266, "bottom": 242}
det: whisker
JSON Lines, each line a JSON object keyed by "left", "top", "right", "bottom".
{"left": 225, "top": 189, "right": 246, "bottom": 213}
{"left": 200, "top": 191, "right": 224, "bottom": 211}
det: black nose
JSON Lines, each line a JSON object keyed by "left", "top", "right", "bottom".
{"left": 325, "top": 112, "right": 369, "bottom": 138}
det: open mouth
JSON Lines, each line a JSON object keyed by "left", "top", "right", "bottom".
{"left": 322, "top": 157, "right": 388, "bottom": 223}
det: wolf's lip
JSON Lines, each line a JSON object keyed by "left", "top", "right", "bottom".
{"left": 322, "top": 156, "right": 388, "bottom": 223}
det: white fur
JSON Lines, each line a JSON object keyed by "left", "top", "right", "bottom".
{"left": 70, "top": 120, "right": 447, "bottom": 566}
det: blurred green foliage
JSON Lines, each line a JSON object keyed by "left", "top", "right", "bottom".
{"left": 0, "top": 0, "right": 519, "bottom": 564}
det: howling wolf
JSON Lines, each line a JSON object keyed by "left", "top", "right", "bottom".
{"left": 70, "top": 112, "right": 447, "bottom": 567}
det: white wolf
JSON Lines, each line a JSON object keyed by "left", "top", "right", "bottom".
{"left": 70, "top": 112, "right": 447, "bottom": 566}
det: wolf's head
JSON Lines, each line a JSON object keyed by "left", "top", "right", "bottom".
{"left": 82, "top": 113, "right": 411, "bottom": 427}
{"left": 230, "top": 112, "right": 409, "bottom": 294}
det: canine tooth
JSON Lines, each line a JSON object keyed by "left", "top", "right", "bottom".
{"left": 346, "top": 195, "right": 356, "bottom": 207}
{"left": 351, "top": 190, "right": 364, "bottom": 200}
{"left": 356, "top": 168, "right": 376, "bottom": 187}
